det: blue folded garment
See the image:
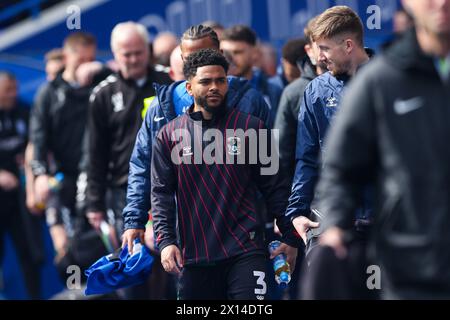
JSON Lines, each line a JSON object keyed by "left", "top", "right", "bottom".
{"left": 85, "top": 240, "right": 154, "bottom": 295}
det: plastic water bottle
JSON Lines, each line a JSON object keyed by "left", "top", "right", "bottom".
{"left": 36, "top": 172, "right": 64, "bottom": 210}
{"left": 268, "top": 240, "right": 291, "bottom": 288}
{"left": 49, "top": 172, "right": 64, "bottom": 190}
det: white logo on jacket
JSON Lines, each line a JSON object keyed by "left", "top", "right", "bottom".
{"left": 112, "top": 92, "right": 124, "bottom": 112}
{"left": 227, "top": 136, "right": 241, "bottom": 155}
{"left": 182, "top": 146, "right": 193, "bottom": 156}
{"left": 56, "top": 88, "right": 66, "bottom": 104}
{"left": 326, "top": 97, "right": 338, "bottom": 107}
{"left": 393, "top": 97, "right": 423, "bottom": 115}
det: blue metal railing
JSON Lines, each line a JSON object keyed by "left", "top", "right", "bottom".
{"left": 0, "top": 0, "right": 43, "bottom": 25}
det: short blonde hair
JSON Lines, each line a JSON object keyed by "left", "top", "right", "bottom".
{"left": 311, "top": 6, "right": 364, "bottom": 47}
{"left": 63, "top": 32, "right": 96, "bottom": 50}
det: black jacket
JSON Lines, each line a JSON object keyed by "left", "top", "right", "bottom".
{"left": 274, "top": 57, "right": 317, "bottom": 184}
{"left": 87, "top": 68, "right": 171, "bottom": 212}
{"left": 317, "top": 29, "right": 450, "bottom": 290}
{"left": 0, "top": 102, "right": 29, "bottom": 177}
{"left": 30, "top": 73, "right": 91, "bottom": 177}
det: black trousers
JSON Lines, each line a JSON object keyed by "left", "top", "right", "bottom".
{"left": 300, "top": 232, "right": 379, "bottom": 300}
{"left": 178, "top": 252, "right": 268, "bottom": 300}
{"left": 0, "top": 191, "right": 41, "bottom": 299}
{"left": 45, "top": 175, "right": 79, "bottom": 235}
{"left": 105, "top": 187, "right": 126, "bottom": 243}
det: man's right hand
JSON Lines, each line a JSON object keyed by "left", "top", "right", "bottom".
{"left": 121, "top": 228, "right": 145, "bottom": 254}
{"left": 160, "top": 244, "right": 183, "bottom": 275}
{"left": 34, "top": 174, "right": 50, "bottom": 204}
{"left": 292, "top": 215, "right": 320, "bottom": 244}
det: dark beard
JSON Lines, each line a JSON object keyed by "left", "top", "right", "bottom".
{"left": 331, "top": 60, "right": 352, "bottom": 77}
{"left": 195, "top": 95, "right": 227, "bottom": 116}
{"left": 317, "top": 61, "right": 328, "bottom": 72}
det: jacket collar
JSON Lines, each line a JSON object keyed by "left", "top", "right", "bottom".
{"left": 51, "top": 69, "right": 93, "bottom": 95}
{"left": 153, "top": 81, "right": 185, "bottom": 122}
{"left": 299, "top": 56, "right": 317, "bottom": 81}
{"left": 384, "top": 28, "right": 440, "bottom": 79}
{"left": 116, "top": 66, "right": 157, "bottom": 87}
{"left": 333, "top": 47, "right": 374, "bottom": 84}
{"left": 226, "top": 76, "right": 252, "bottom": 109}
{"left": 52, "top": 70, "right": 74, "bottom": 89}
{"left": 187, "top": 103, "right": 227, "bottom": 127}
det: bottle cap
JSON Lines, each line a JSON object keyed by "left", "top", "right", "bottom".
{"left": 268, "top": 240, "right": 281, "bottom": 252}
{"left": 279, "top": 271, "right": 290, "bottom": 284}
{"left": 55, "top": 172, "right": 64, "bottom": 182}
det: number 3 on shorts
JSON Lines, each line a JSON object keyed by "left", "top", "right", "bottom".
{"left": 253, "top": 271, "right": 267, "bottom": 295}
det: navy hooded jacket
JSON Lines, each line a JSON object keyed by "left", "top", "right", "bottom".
{"left": 123, "top": 76, "right": 272, "bottom": 230}
{"left": 285, "top": 71, "right": 373, "bottom": 222}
